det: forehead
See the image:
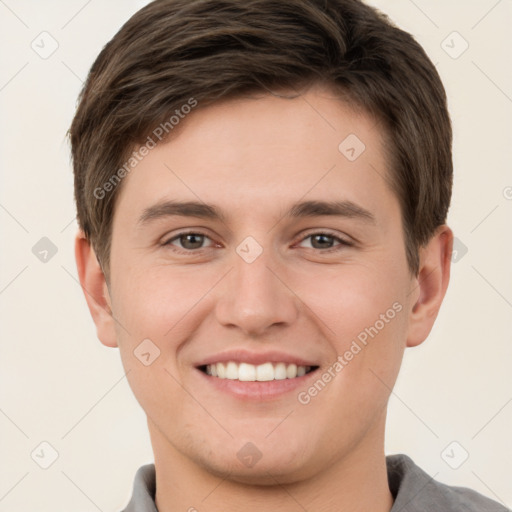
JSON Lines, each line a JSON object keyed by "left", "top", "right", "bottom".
{"left": 113, "top": 86, "right": 397, "bottom": 228}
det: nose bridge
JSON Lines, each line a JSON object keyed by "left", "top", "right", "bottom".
{"left": 215, "top": 237, "right": 298, "bottom": 335}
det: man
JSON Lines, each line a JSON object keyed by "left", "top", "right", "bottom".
{"left": 69, "top": 0, "right": 508, "bottom": 510}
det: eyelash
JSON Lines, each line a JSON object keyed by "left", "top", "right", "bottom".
{"left": 162, "top": 230, "right": 353, "bottom": 255}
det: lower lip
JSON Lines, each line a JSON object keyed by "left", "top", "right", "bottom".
{"left": 195, "top": 367, "right": 319, "bottom": 400}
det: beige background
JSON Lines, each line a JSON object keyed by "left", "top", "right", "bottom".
{"left": 1, "top": 0, "right": 511, "bottom": 510}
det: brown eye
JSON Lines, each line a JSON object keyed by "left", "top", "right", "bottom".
{"left": 164, "top": 232, "right": 214, "bottom": 252}
{"left": 297, "top": 232, "right": 352, "bottom": 251}
{"left": 310, "top": 234, "right": 336, "bottom": 249}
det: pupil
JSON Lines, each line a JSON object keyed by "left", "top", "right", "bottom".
{"left": 182, "top": 234, "right": 203, "bottom": 249}
{"left": 312, "top": 234, "right": 333, "bottom": 249}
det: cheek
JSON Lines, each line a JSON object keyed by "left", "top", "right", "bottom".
{"left": 112, "top": 263, "right": 220, "bottom": 340}
{"left": 292, "top": 262, "right": 407, "bottom": 408}
{"left": 297, "top": 313, "right": 406, "bottom": 455}
{"left": 293, "top": 260, "right": 406, "bottom": 340}
{"left": 109, "top": 265, "right": 209, "bottom": 428}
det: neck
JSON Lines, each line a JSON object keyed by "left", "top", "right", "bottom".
{"left": 149, "top": 416, "right": 394, "bottom": 512}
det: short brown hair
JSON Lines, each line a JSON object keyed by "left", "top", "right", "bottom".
{"left": 69, "top": 0, "right": 452, "bottom": 280}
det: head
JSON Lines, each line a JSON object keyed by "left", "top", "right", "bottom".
{"left": 71, "top": 0, "right": 453, "bottom": 484}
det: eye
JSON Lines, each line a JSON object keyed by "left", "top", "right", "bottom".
{"left": 297, "top": 232, "right": 352, "bottom": 251}
{"left": 162, "top": 230, "right": 352, "bottom": 255}
{"left": 163, "top": 231, "right": 215, "bottom": 252}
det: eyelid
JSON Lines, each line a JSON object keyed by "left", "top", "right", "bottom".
{"left": 162, "top": 229, "right": 217, "bottom": 251}
{"left": 294, "top": 229, "right": 354, "bottom": 249}
{"left": 295, "top": 227, "right": 353, "bottom": 243}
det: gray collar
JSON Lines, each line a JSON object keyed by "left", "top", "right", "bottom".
{"left": 121, "top": 454, "right": 508, "bottom": 511}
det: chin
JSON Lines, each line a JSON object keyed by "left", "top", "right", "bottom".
{"left": 204, "top": 458, "right": 312, "bottom": 486}
{"left": 194, "top": 436, "right": 318, "bottom": 485}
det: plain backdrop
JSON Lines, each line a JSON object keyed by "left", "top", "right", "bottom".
{"left": 1, "top": 1, "right": 511, "bottom": 510}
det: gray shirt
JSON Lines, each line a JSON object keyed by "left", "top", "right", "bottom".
{"left": 121, "top": 453, "right": 509, "bottom": 511}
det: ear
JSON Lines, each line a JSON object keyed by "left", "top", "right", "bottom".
{"left": 74, "top": 230, "right": 118, "bottom": 348}
{"left": 406, "top": 225, "right": 453, "bottom": 348}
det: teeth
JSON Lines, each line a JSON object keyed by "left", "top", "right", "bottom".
{"left": 286, "top": 363, "right": 297, "bottom": 379}
{"left": 274, "top": 362, "right": 287, "bottom": 380}
{"left": 226, "top": 361, "right": 238, "bottom": 379}
{"left": 204, "top": 361, "right": 312, "bottom": 381}
{"left": 256, "top": 362, "right": 274, "bottom": 381}
{"left": 217, "top": 362, "right": 226, "bottom": 379}
{"left": 239, "top": 363, "right": 256, "bottom": 381}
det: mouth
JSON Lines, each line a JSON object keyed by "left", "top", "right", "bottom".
{"left": 198, "top": 361, "right": 319, "bottom": 381}
{"left": 193, "top": 350, "right": 321, "bottom": 399}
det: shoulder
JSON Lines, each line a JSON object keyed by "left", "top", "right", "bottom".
{"left": 387, "top": 454, "right": 509, "bottom": 512}
{"left": 120, "top": 463, "right": 157, "bottom": 512}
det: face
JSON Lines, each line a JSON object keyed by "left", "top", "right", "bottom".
{"left": 101, "top": 86, "right": 419, "bottom": 483}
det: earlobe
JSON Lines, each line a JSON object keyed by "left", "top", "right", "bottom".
{"left": 406, "top": 225, "right": 453, "bottom": 348}
{"left": 74, "top": 230, "right": 118, "bottom": 348}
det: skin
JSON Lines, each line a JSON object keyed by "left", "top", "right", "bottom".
{"left": 76, "top": 85, "right": 453, "bottom": 512}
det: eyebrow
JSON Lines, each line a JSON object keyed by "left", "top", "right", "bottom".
{"left": 137, "top": 199, "right": 376, "bottom": 226}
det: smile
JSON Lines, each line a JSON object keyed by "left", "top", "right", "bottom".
{"left": 201, "top": 361, "right": 317, "bottom": 381}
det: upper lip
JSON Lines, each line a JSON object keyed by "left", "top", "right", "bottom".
{"left": 195, "top": 349, "right": 319, "bottom": 368}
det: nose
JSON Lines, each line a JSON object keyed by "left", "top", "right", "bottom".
{"left": 214, "top": 244, "right": 299, "bottom": 337}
